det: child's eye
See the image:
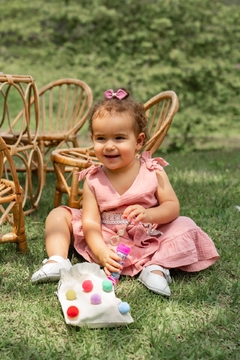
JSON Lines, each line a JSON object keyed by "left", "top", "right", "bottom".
{"left": 116, "top": 136, "right": 125, "bottom": 140}
{"left": 96, "top": 136, "right": 105, "bottom": 140}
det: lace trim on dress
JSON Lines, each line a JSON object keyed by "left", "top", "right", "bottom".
{"left": 101, "top": 211, "right": 163, "bottom": 237}
{"left": 101, "top": 212, "right": 129, "bottom": 224}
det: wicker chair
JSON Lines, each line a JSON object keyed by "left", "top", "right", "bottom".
{"left": 0, "top": 74, "right": 44, "bottom": 215}
{"left": 0, "top": 136, "right": 27, "bottom": 253}
{"left": 51, "top": 90, "right": 179, "bottom": 209}
{"left": 26, "top": 78, "right": 93, "bottom": 184}
{"left": 142, "top": 90, "right": 179, "bottom": 153}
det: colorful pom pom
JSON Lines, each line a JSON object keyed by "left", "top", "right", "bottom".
{"left": 118, "top": 302, "right": 130, "bottom": 314}
{"left": 90, "top": 293, "right": 102, "bottom": 305}
{"left": 65, "top": 289, "right": 77, "bottom": 300}
{"left": 82, "top": 280, "right": 93, "bottom": 292}
{"left": 102, "top": 279, "right": 113, "bottom": 292}
{"left": 67, "top": 305, "right": 79, "bottom": 318}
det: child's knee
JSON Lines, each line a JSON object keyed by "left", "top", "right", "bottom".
{"left": 47, "top": 206, "right": 72, "bottom": 222}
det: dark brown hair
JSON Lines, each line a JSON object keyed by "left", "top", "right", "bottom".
{"left": 89, "top": 88, "right": 149, "bottom": 145}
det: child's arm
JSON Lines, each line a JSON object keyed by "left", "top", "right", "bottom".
{"left": 82, "top": 181, "right": 122, "bottom": 274}
{"left": 122, "top": 169, "right": 180, "bottom": 224}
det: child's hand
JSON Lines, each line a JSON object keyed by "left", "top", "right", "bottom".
{"left": 97, "top": 247, "right": 122, "bottom": 276}
{"left": 122, "top": 204, "right": 150, "bottom": 224}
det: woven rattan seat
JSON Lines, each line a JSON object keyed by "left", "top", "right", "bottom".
{"left": 51, "top": 90, "right": 179, "bottom": 209}
{"left": 0, "top": 135, "right": 27, "bottom": 253}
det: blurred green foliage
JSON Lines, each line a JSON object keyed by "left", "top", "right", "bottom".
{"left": 0, "top": 0, "right": 240, "bottom": 151}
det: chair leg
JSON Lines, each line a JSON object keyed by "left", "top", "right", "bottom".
{"left": 13, "top": 202, "right": 28, "bottom": 254}
{"left": 16, "top": 233, "right": 28, "bottom": 254}
{"left": 54, "top": 189, "right": 63, "bottom": 208}
{"left": 69, "top": 167, "right": 82, "bottom": 209}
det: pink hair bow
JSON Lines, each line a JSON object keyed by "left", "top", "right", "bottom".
{"left": 104, "top": 88, "right": 128, "bottom": 100}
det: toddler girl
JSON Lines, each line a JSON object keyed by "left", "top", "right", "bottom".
{"left": 32, "top": 88, "right": 219, "bottom": 296}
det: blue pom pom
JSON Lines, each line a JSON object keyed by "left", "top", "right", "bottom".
{"left": 118, "top": 302, "right": 130, "bottom": 314}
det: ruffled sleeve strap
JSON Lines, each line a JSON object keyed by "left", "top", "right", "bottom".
{"left": 78, "top": 162, "right": 99, "bottom": 182}
{"left": 141, "top": 151, "right": 169, "bottom": 171}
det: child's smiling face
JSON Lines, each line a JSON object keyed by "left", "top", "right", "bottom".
{"left": 91, "top": 111, "right": 145, "bottom": 171}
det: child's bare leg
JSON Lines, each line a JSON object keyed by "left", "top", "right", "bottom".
{"left": 31, "top": 207, "right": 73, "bottom": 283}
{"left": 45, "top": 207, "right": 73, "bottom": 261}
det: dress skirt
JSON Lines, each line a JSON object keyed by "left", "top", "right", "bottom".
{"left": 64, "top": 206, "right": 220, "bottom": 277}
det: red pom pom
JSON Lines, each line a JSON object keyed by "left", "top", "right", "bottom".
{"left": 67, "top": 306, "right": 79, "bottom": 318}
{"left": 82, "top": 280, "right": 93, "bottom": 292}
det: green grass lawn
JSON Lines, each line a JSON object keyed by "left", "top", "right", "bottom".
{"left": 0, "top": 149, "right": 239, "bottom": 360}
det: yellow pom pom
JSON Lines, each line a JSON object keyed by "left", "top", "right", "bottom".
{"left": 66, "top": 289, "right": 77, "bottom": 300}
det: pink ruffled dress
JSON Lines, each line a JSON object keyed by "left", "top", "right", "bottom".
{"left": 64, "top": 152, "right": 219, "bottom": 276}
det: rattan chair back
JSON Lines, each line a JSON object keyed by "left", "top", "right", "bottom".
{"left": 0, "top": 135, "right": 27, "bottom": 253}
{"left": 0, "top": 74, "right": 44, "bottom": 215}
{"left": 32, "top": 78, "right": 93, "bottom": 178}
{"left": 143, "top": 90, "right": 179, "bottom": 154}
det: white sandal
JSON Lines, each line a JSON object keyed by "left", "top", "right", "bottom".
{"left": 31, "top": 255, "right": 72, "bottom": 283}
{"left": 138, "top": 265, "right": 171, "bottom": 296}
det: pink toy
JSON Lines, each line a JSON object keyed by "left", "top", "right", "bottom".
{"left": 108, "top": 243, "right": 131, "bottom": 284}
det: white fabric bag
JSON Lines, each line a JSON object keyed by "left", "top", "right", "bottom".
{"left": 57, "top": 262, "right": 134, "bottom": 328}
